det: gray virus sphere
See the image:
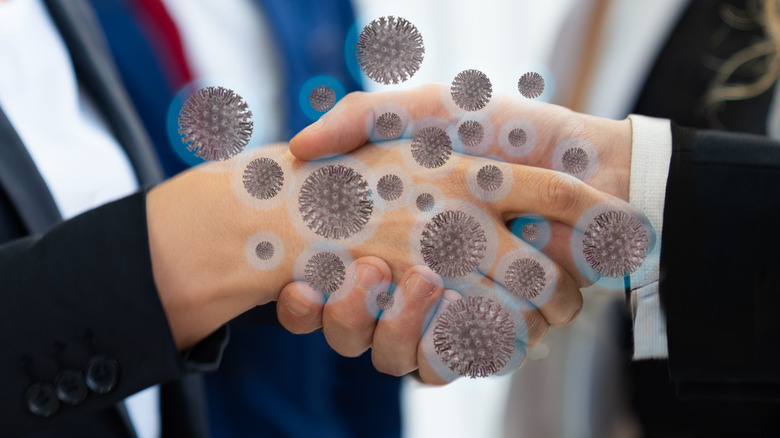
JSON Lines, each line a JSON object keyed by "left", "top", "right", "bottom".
{"left": 521, "top": 223, "right": 541, "bottom": 242}
{"left": 376, "top": 291, "right": 395, "bottom": 310}
{"left": 242, "top": 157, "right": 284, "bottom": 199}
{"left": 476, "top": 164, "right": 503, "bottom": 192}
{"left": 411, "top": 126, "right": 452, "bottom": 169}
{"left": 178, "top": 86, "right": 254, "bottom": 161}
{"left": 451, "top": 69, "right": 493, "bottom": 111}
{"left": 457, "top": 120, "right": 485, "bottom": 148}
{"left": 561, "top": 147, "right": 589, "bottom": 175}
{"left": 309, "top": 85, "right": 336, "bottom": 112}
{"left": 433, "top": 296, "right": 516, "bottom": 378}
{"left": 508, "top": 128, "right": 527, "bottom": 148}
{"left": 420, "top": 210, "right": 488, "bottom": 278}
{"left": 517, "top": 72, "right": 545, "bottom": 99}
{"left": 375, "top": 112, "right": 404, "bottom": 139}
{"left": 304, "top": 252, "right": 346, "bottom": 295}
{"left": 255, "top": 241, "right": 275, "bottom": 260}
{"left": 505, "top": 258, "right": 546, "bottom": 300}
{"left": 416, "top": 193, "right": 435, "bottom": 212}
{"left": 376, "top": 174, "right": 404, "bottom": 201}
{"left": 356, "top": 16, "right": 425, "bottom": 85}
{"left": 298, "top": 165, "right": 373, "bottom": 240}
{"left": 582, "top": 210, "right": 650, "bottom": 278}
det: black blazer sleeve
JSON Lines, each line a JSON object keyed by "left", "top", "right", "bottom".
{"left": 660, "top": 123, "right": 780, "bottom": 400}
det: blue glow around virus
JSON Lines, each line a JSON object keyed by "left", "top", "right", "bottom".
{"left": 298, "top": 75, "right": 346, "bottom": 122}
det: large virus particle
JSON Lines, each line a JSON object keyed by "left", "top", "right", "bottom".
{"left": 255, "top": 241, "right": 275, "bottom": 260}
{"left": 376, "top": 174, "right": 404, "bottom": 201}
{"left": 505, "top": 258, "right": 546, "bottom": 300}
{"left": 375, "top": 112, "right": 404, "bottom": 139}
{"left": 420, "top": 210, "right": 487, "bottom": 278}
{"left": 309, "top": 85, "right": 336, "bottom": 112}
{"left": 411, "top": 126, "right": 452, "bottom": 169}
{"left": 242, "top": 157, "right": 284, "bottom": 199}
{"left": 561, "top": 147, "right": 589, "bottom": 176}
{"left": 521, "top": 223, "right": 541, "bottom": 242}
{"left": 178, "top": 86, "right": 253, "bottom": 161}
{"left": 304, "top": 252, "right": 346, "bottom": 295}
{"left": 517, "top": 72, "right": 545, "bottom": 99}
{"left": 582, "top": 210, "right": 650, "bottom": 278}
{"left": 298, "top": 165, "right": 374, "bottom": 240}
{"left": 376, "top": 291, "right": 395, "bottom": 310}
{"left": 457, "top": 120, "right": 485, "bottom": 148}
{"left": 476, "top": 164, "right": 503, "bottom": 192}
{"left": 508, "top": 128, "right": 527, "bottom": 148}
{"left": 450, "top": 69, "right": 493, "bottom": 111}
{"left": 356, "top": 16, "right": 425, "bottom": 85}
{"left": 433, "top": 296, "right": 516, "bottom": 378}
{"left": 416, "top": 193, "right": 435, "bottom": 212}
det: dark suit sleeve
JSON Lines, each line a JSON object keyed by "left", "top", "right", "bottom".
{"left": 0, "top": 191, "right": 227, "bottom": 437}
{"left": 660, "top": 124, "right": 780, "bottom": 400}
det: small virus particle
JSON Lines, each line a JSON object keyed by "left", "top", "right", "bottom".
{"left": 433, "top": 296, "right": 516, "bottom": 378}
{"left": 255, "top": 241, "right": 275, "bottom": 260}
{"left": 517, "top": 72, "right": 545, "bottom": 99}
{"left": 178, "top": 86, "right": 254, "bottom": 161}
{"left": 451, "top": 69, "right": 493, "bottom": 111}
{"left": 309, "top": 85, "right": 336, "bottom": 112}
{"left": 376, "top": 291, "right": 395, "bottom": 310}
{"left": 375, "top": 112, "right": 404, "bottom": 139}
{"left": 521, "top": 223, "right": 541, "bottom": 242}
{"left": 411, "top": 126, "right": 452, "bottom": 169}
{"left": 457, "top": 120, "right": 485, "bottom": 148}
{"left": 476, "top": 164, "right": 503, "bottom": 192}
{"left": 243, "top": 157, "right": 284, "bottom": 199}
{"left": 356, "top": 16, "right": 425, "bottom": 85}
{"left": 582, "top": 210, "right": 650, "bottom": 278}
{"left": 304, "top": 252, "right": 346, "bottom": 295}
{"left": 376, "top": 174, "right": 404, "bottom": 201}
{"left": 508, "top": 128, "right": 527, "bottom": 148}
{"left": 505, "top": 258, "right": 546, "bottom": 300}
{"left": 299, "top": 165, "right": 374, "bottom": 240}
{"left": 416, "top": 193, "right": 435, "bottom": 212}
{"left": 420, "top": 210, "right": 487, "bottom": 278}
{"left": 561, "top": 147, "right": 590, "bottom": 175}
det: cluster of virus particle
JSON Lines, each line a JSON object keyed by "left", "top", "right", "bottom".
{"left": 476, "top": 164, "right": 504, "bottom": 192}
{"left": 582, "top": 210, "right": 650, "bottom": 278}
{"left": 255, "top": 241, "right": 275, "bottom": 260}
{"left": 450, "top": 69, "right": 493, "bottom": 111}
{"left": 517, "top": 72, "right": 545, "bottom": 99}
{"left": 411, "top": 126, "right": 452, "bottom": 169}
{"left": 309, "top": 85, "right": 336, "bottom": 113}
{"left": 376, "top": 291, "right": 395, "bottom": 310}
{"left": 457, "top": 120, "right": 485, "bottom": 148}
{"left": 376, "top": 174, "right": 404, "bottom": 201}
{"left": 521, "top": 223, "right": 541, "bottom": 242}
{"left": 298, "top": 164, "right": 374, "bottom": 240}
{"left": 375, "top": 112, "right": 404, "bottom": 139}
{"left": 508, "top": 128, "right": 527, "bottom": 148}
{"left": 356, "top": 16, "right": 425, "bottom": 85}
{"left": 433, "top": 296, "right": 516, "bottom": 378}
{"left": 304, "top": 251, "right": 346, "bottom": 295}
{"left": 420, "top": 210, "right": 487, "bottom": 278}
{"left": 416, "top": 193, "right": 435, "bottom": 212}
{"left": 561, "top": 147, "right": 590, "bottom": 176}
{"left": 505, "top": 258, "right": 546, "bottom": 300}
{"left": 242, "top": 157, "right": 284, "bottom": 199}
{"left": 178, "top": 86, "right": 254, "bottom": 161}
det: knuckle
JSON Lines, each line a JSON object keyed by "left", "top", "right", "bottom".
{"left": 543, "top": 173, "right": 582, "bottom": 213}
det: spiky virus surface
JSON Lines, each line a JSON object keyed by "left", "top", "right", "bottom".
{"left": 375, "top": 112, "right": 404, "bottom": 139}
{"left": 416, "top": 193, "right": 435, "bottom": 212}
{"left": 476, "top": 164, "right": 503, "bottom": 192}
{"left": 451, "top": 69, "right": 493, "bottom": 111}
{"left": 561, "top": 147, "right": 589, "bottom": 175}
{"left": 255, "top": 241, "right": 275, "bottom": 260}
{"left": 521, "top": 223, "right": 541, "bottom": 242}
{"left": 508, "top": 128, "right": 527, "bottom": 148}
{"left": 505, "top": 258, "right": 546, "bottom": 300}
{"left": 376, "top": 291, "right": 395, "bottom": 310}
{"left": 309, "top": 85, "right": 336, "bottom": 112}
{"left": 582, "top": 210, "right": 650, "bottom": 278}
{"left": 411, "top": 126, "right": 452, "bottom": 169}
{"left": 243, "top": 157, "right": 284, "bottom": 199}
{"left": 376, "top": 174, "right": 404, "bottom": 201}
{"left": 304, "top": 252, "right": 346, "bottom": 295}
{"left": 356, "top": 16, "right": 425, "bottom": 85}
{"left": 298, "top": 165, "right": 373, "bottom": 240}
{"left": 433, "top": 296, "right": 516, "bottom": 378}
{"left": 178, "top": 86, "right": 253, "bottom": 161}
{"left": 457, "top": 120, "right": 485, "bottom": 148}
{"left": 420, "top": 210, "right": 487, "bottom": 278}
{"left": 517, "top": 72, "right": 545, "bottom": 99}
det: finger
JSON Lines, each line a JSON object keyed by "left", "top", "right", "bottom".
{"left": 276, "top": 281, "right": 325, "bottom": 334}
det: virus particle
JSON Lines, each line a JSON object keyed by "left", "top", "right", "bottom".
{"left": 356, "top": 16, "right": 425, "bottom": 85}
{"left": 376, "top": 291, "right": 395, "bottom": 310}
{"left": 375, "top": 112, "right": 404, "bottom": 139}
{"left": 561, "top": 147, "right": 589, "bottom": 175}
{"left": 178, "top": 86, "right": 253, "bottom": 161}
{"left": 451, "top": 69, "right": 493, "bottom": 111}
{"left": 255, "top": 241, "right": 275, "bottom": 260}
{"left": 298, "top": 165, "right": 374, "bottom": 240}
{"left": 505, "top": 258, "right": 546, "bottom": 300}
{"left": 416, "top": 193, "right": 435, "bottom": 212}
{"left": 304, "top": 252, "right": 346, "bottom": 295}
{"left": 411, "top": 126, "right": 452, "bottom": 169}
{"left": 309, "top": 85, "right": 336, "bottom": 112}
{"left": 433, "top": 296, "right": 516, "bottom": 378}
{"left": 476, "top": 164, "right": 503, "bottom": 192}
{"left": 242, "top": 157, "right": 284, "bottom": 199}
{"left": 420, "top": 210, "right": 487, "bottom": 278}
{"left": 508, "top": 128, "right": 527, "bottom": 148}
{"left": 521, "top": 223, "right": 541, "bottom": 242}
{"left": 457, "top": 120, "right": 485, "bottom": 148}
{"left": 582, "top": 210, "right": 650, "bottom": 278}
{"left": 376, "top": 174, "right": 404, "bottom": 201}
{"left": 517, "top": 72, "right": 545, "bottom": 99}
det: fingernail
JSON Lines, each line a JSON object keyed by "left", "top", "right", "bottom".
{"left": 405, "top": 273, "right": 434, "bottom": 299}
{"left": 285, "top": 294, "right": 312, "bottom": 317}
{"left": 307, "top": 118, "right": 327, "bottom": 132}
{"left": 356, "top": 264, "right": 382, "bottom": 290}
